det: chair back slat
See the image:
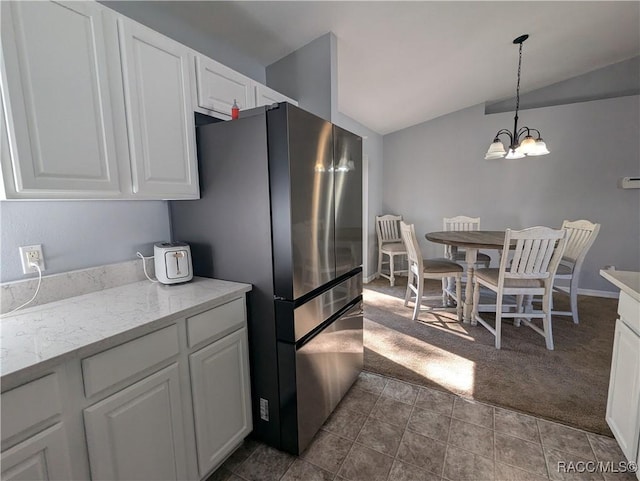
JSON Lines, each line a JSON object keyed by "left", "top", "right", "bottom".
{"left": 561, "top": 220, "right": 600, "bottom": 265}
{"left": 503, "top": 227, "right": 567, "bottom": 281}
{"left": 376, "top": 214, "right": 403, "bottom": 243}
{"left": 400, "top": 221, "right": 423, "bottom": 275}
{"left": 443, "top": 216, "right": 481, "bottom": 232}
{"left": 443, "top": 216, "right": 481, "bottom": 257}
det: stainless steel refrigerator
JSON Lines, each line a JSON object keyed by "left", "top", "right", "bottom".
{"left": 169, "top": 102, "right": 363, "bottom": 454}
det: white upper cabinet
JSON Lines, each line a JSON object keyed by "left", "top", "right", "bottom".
{"left": 118, "top": 19, "right": 199, "bottom": 199}
{"left": 195, "top": 55, "right": 255, "bottom": 118}
{"left": 0, "top": 0, "right": 296, "bottom": 200}
{"left": 0, "top": 1, "right": 122, "bottom": 199}
{"left": 255, "top": 84, "right": 298, "bottom": 108}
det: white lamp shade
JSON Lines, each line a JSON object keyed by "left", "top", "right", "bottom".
{"left": 485, "top": 141, "right": 506, "bottom": 159}
{"left": 528, "top": 139, "right": 550, "bottom": 156}
{"left": 505, "top": 148, "right": 525, "bottom": 159}
{"left": 519, "top": 136, "right": 537, "bottom": 155}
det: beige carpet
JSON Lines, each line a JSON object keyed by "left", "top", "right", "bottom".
{"left": 363, "top": 277, "right": 618, "bottom": 436}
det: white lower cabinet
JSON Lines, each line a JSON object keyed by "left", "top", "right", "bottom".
{"left": 606, "top": 316, "right": 640, "bottom": 464}
{"left": 1, "top": 295, "right": 251, "bottom": 481}
{"left": 1, "top": 424, "right": 73, "bottom": 481}
{"left": 0, "top": 373, "right": 74, "bottom": 481}
{"left": 605, "top": 288, "right": 640, "bottom": 481}
{"left": 190, "top": 328, "right": 252, "bottom": 477}
{"left": 84, "top": 363, "right": 188, "bottom": 481}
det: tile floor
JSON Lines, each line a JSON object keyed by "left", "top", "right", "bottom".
{"left": 208, "top": 371, "right": 637, "bottom": 481}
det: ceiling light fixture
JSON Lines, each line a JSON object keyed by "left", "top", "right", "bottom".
{"left": 485, "top": 34, "right": 550, "bottom": 160}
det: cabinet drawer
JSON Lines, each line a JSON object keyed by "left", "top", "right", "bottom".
{"left": 618, "top": 291, "right": 640, "bottom": 336}
{"left": 82, "top": 324, "right": 179, "bottom": 397}
{"left": 187, "top": 298, "right": 245, "bottom": 348}
{"left": 1, "top": 374, "right": 62, "bottom": 443}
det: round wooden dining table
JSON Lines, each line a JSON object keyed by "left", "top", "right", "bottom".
{"left": 425, "top": 231, "right": 507, "bottom": 323}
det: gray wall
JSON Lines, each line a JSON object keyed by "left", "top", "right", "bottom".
{"left": 266, "top": 33, "right": 334, "bottom": 122}
{"left": 0, "top": 201, "right": 170, "bottom": 282}
{"left": 382, "top": 95, "right": 640, "bottom": 292}
{"left": 100, "top": 1, "right": 266, "bottom": 82}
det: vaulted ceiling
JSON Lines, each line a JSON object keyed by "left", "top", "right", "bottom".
{"left": 150, "top": 1, "right": 639, "bottom": 134}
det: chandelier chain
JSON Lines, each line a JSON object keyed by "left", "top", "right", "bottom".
{"left": 515, "top": 41, "right": 522, "bottom": 116}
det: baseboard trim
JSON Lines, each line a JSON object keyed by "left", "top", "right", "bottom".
{"left": 362, "top": 275, "right": 619, "bottom": 299}
{"left": 364, "top": 274, "right": 377, "bottom": 284}
{"left": 555, "top": 286, "right": 619, "bottom": 299}
{"left": 362, "top": 274, "right": 620, "bottom": 299}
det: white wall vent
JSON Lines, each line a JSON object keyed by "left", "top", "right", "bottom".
{"left": 619, "top": 177, "right": 640, "bottom": 189}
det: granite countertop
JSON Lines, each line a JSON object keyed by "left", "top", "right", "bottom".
{"left": 600, "top": 269, "right": 640, "bottom": 302}
{"left": 1, "top": 277, "right": 251, "bottom": 389}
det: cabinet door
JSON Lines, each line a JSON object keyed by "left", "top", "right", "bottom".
{"left": 195, "top": 56, "right": 255, "bottom": 118}
{"left": 83, "top": 363, "right": 188, "bottom": 481}
{"left": 606, "top": 319, "right": 640, "bottom": 462}
{"left": 190, "top": 328, "right": 252, "bottom": 476}
{"left": 118, "top": 19, "right": 198, "bottom": 199}
{"left": 255, "top": 84, "right": 298, "bottom": 107}
{"left": 0, "top": 1, "right": 122, "bottom": 198}
{"left": 1, "top": 424, "right": 73, "bottom": 481}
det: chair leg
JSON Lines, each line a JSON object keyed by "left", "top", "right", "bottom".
{"left": 569, "top": 276, "right": 580, "bottom": 324}
{"left": 455, "top": 274, "right": 462, "bottom": 321}
{"left": 472, "top": 278, "right": 480, "bottom": 322}
{"left": 413, "top": 276, "right": 423, "bottom": 320}
{"left": 495, "top": 296, "right": 503, "bottom": 349}
{"left": 441, "top": 276, "right": 447, "bottom": 305}
{"left": 377, "top": 250, "right": 383, "bottom": 280}
{"left": 389, "top": 255, "right": 396, "bottom": 287}
{"left": 543, "top": 292, "right": 555, "bottom": 350}
{"left": 441, "top": 277, "right": 447, "bottom": 303}
{"left": 404, "top": 272, "right": 412, "bottom": 307}
{"left": 514, "top": 295, "right": 523, "bottom": 327}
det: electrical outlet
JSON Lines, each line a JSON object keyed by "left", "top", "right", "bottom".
{"left": 19, "top": 245, "right": 45, "bottom": 274}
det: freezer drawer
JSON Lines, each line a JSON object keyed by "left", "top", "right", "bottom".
{"left": 275, "top": 270, "right": 362, "bottom": 343}
{"left": 289, "top": 300, "right": 363, "bottom": 453}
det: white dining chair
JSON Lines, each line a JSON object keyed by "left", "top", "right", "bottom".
{"left": 441, "top": 216, "right": 491, "bottom": 303}
{"left": 442, "top": 216, "right": 491, "bottom": 267}
{"left": 472, "top": 226, "right": 567, "bottom": 350}
{"left": 400, "top": 221, "right": 463, "bottom": 321}
{"left": 552, "top": 219, "right": 601, "bottom": 324}
{"left": 376, "top": 214, "right": 407, "bottom": 286}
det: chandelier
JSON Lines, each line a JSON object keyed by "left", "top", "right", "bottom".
{"left": 485, "top": 34, "right": 550, "bottom": 159}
